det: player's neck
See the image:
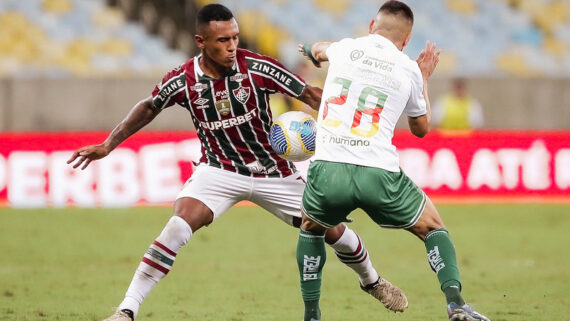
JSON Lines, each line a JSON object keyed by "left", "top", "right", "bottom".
{"left": 198, "top": 55, "right": 231, "bottom": 79}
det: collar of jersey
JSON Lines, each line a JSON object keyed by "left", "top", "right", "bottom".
{"left": 194, "top": 54, "right": 238, "bottom": 82}
{"left": 367, "top": 33, "right": 399, "bottom": 51}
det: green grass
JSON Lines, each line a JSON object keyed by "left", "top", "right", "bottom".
{"left": 1, "top": 204, "right": 569, "bottom": 320}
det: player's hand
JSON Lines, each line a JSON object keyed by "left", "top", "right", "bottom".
{"left": 298, "top": 43, "right": 321, "bottom": 68}
{"left": 416, "top": 41, "right": 440, "bottom": 80}
{"left": 67, "top": 144, "right": 111, "bottom": 170}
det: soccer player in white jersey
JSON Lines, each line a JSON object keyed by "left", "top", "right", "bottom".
{"left": 296, "top": 1, "right": 491, "bottom": 321}
{"left": 67, "top": 4, "right": 407, "bottom": 321}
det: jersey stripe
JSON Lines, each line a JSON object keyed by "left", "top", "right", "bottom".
{"left": 203, "top": 80, "right": 245, "bottom": 174}
{"left": 228, "top": 64, "right": 284, "bottom": 177}
{"left": 184, "top": 66, "right": 222, "bottom": 169}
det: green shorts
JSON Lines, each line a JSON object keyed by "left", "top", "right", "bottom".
{"left": 302, "top": 160, "right": 426, "bottom": 229}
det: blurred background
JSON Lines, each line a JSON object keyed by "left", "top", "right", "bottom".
{"left": 0, "top": 0, "right": 569, "bottom": 131}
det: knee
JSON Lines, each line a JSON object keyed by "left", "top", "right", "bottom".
{"left": 174, "top": 198, "right": 214, "bottom": 232}
{"left": 408, "top": 216, "right": 445, "bottom": 240}
{"left": 300, "top": 217, "right": 327, "bottom": 235}
{"left": 324, "top": 223, "right": 346, "bottom": 244}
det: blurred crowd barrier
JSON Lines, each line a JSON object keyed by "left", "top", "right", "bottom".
{"left": 0, "top": 77, "right": 568, "bottom": 131}
{"left": 1, "top": 130, "right": 568, "bottom": 208}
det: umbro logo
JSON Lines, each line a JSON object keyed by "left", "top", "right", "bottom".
{"left": 194, "top": 98, "right": 210, "bottom": 109}
{"left": 195, "top": 98, "right": 209, "bottom": 105}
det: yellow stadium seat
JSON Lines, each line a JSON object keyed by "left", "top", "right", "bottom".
{"left": 92, "top": 7, "right": 126, "bottom": 29}
{"left": 42, "top": 0, "right": 73, "bottom": 15}
{"left": 313, "top": 0, "right": 350, "bottom": 17}
{"left": 257, "top": 23, "right": 289, "bottom": 58}
{"left": 195, "top": 0, "right": 216, "bottom": 8}
{"left": 236, "top": 11, "right": 261, "bottom": 40}
{"left": 100, "top": 38, "right": 133, "bottom": 57}
{"left": 64, "top": 38, "right": 98, "bottom": 67}
{"left": 496, "top": 51, "right": 542, "bottom": 77}
{"left": 446, "top": 0, "right": 478, "bottom": 15}
{"left": 543, "top": 36, "right": 568, "bottom": 57}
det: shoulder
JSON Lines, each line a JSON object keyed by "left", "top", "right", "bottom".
{"left": 238, "top": 48, "right": 283, "bottom": 66}
{"left": 239, "top": 48, "right": 270, "bottom": 62}
{"left": 178, "top": 57, "right": 196, "bottom": 75}
{"left": 329, "top": 37, "right": 357, "bottom": 51}
{"left": 160, "top": 58, "right": 194, "bottom": 80}
{"left": 326, "top": 37, "right": 358, "bottom": 61}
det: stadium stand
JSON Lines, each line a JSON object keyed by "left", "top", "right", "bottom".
{"left": 0, "top": 0, "right": 186, "bottom": 77}
{"left": 210, "top": 0, "right": 570, "bottom": 77}
{"left": 0, "top": 0, "right": 568, "bottom": 77}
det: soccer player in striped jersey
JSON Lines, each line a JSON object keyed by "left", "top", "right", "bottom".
{"left": 67, "top": 4, "right": 406, "bottom": 321}
{"left": 296, "top": 1, "right": 490, "bottom": 321}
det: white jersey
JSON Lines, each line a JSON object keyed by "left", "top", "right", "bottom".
{"left": 313, "top": 34, "right": 427, "bottom": 172}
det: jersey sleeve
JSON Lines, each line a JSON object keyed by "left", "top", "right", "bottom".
{"left": 245, "top": 54, "right": 306, "bottom": 98}
{"left": 151, "top": 65, "right": 187, "bottom": 110}
{"left": 325, "top": 38, "right": 353, "bottom": 64}
{"left": 404, "top": 63, "right": 427, "bottom": 117}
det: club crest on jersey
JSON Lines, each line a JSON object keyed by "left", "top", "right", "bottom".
{"left": 215, "top": 99, "right": 231, "bottom": 116}
{"left": 232, "top": 86, "right": 250, "bottom": 105}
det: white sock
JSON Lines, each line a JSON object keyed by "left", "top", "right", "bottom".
{"left": 329, "top": 227, "right": 379, "bottom": 286}
{"left": 118, "top": 216, "right": 192, "bottom": 319}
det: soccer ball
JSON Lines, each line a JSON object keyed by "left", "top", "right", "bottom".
{"left": 270, "top": 111, "right": 317, "bottom": 162}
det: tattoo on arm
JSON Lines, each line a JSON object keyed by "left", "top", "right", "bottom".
{"left": 104, "top": 97, "right": 160, "bottom": 150}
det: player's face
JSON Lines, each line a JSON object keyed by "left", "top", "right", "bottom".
{"left": 196, "top": 19, "right": 240, "bottom": 69}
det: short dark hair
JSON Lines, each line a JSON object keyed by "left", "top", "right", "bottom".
{"left": 196, "top": 4, "right": 234, "bottom": 28}
{"left": 379, "top": 1, "right": 414, "bottom": 24}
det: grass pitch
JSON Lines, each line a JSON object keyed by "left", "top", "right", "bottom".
{"left": 1, "top": 204, "right": 569, "bottom": 321}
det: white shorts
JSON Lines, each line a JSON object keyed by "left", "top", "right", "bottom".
{"left": 176, "top": 164, "right": 305, "bottom": 226}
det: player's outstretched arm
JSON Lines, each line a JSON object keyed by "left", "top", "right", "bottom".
{"left": 298, "top": 42, "right": 331, "bottom": 68}
{"left": 297, "top": 85, "right": 323, "bottom": 110}
{"left": 408, "top": 41, "right": 440, "bottom": 138}
{"left": 67, "top": 96, "right": 161, "bottom": 170}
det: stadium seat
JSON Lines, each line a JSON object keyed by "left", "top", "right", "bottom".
{"left": 0, "top": 0, "right": 185, "bottom": 77}
{"left": 214, "top": 0, "right": 570, "bottom": 76}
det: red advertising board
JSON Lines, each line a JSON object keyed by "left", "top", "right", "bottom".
{"left": 0, "top": 130, "right": 568, "bottom": 207}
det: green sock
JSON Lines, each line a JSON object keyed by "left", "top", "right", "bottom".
{"left": 424, "top": 228, "right": 465, "bottom": 305}
{"left": 303, "top": 300, "right": 321, "bottom": 321}
{"left": 297, "top": 228, "right": 326, "bottom": 321}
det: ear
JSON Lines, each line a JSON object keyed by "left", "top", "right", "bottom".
{"left": 369, "top": 19, "right": 375, "bottom": 33}
{"left": 195, "top": 34, "right": 205, "bottom": 49}
{"left": 402, "top": 32, "right": 412, "bottom": 49}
